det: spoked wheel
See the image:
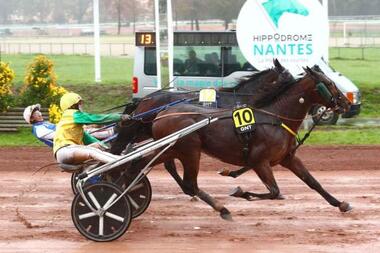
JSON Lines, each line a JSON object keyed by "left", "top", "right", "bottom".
{"left": 121, "top": 176, "right": 152, "bottom": 219}
{"left": 71, "top": 182, "right": 132, "bottom": 242}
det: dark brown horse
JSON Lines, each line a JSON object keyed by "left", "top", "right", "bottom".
{"left": 111, "top": 59, "right": 295, "bottom": 155}
{"left": 146, "top": 67, "right": 351, "bottom": 220}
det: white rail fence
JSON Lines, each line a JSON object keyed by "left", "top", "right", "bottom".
{"left": 0, "top": 42, "right": 134, "bottom": 57}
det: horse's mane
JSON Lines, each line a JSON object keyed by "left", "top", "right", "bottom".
{"left": 142, "top": 67, "right": 296, "bottom": 108}
{"left": 219, "top": 68, "right": 296, "bottom": 107}
{"left": 219, "top": 69, "right": 273, "bottom": 92}
{"left": 252, "top": 77, "right": 297, "bottom": 107}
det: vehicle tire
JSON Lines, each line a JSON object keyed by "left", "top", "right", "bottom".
{"left": 311, "top": 105, "right": 339, "bottom": 125}
{"left": 71, "top": 172, "right": 80, "bottom": 194}
{"left": 121, "top": 176, "right": 152, "bottom": 219}
{"left": 71, "top": 171, "right": 103, "bottom": 195}
{"left": 71, "top": 182, "right": 132, "bottom": 242}
{"left": 107, "top": 170, "right": 152, "bottom": 219}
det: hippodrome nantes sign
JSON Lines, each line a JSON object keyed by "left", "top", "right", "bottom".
{"left": 237, "top": 0, "right": 329, "bottom": 74}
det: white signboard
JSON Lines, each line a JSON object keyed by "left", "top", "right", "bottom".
{"left": 237, "top": 0, "right": 329, "bottom": 74}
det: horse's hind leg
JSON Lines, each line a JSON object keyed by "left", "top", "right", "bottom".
{"left": 230, "top": 163, "right": 283, "bottom": 201}
{"left": 219, "top": 166, "right": 251, "bottom": 178}
{"left": 281, "top": 155, "right": 352, "bottom": 212}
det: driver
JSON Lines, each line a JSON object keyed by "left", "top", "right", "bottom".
{"left": 23, "top": 104, "right": 115, "bottom": 147}
{"left": 53, "top": 92, "right": 130, "bottom": 165}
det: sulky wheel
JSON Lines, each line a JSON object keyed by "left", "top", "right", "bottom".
{"left": 120, "top": 176, "right": 152, "bottom": 219}
{"left": 71, "top": 182, "right": 132, "bottom": 242}
{"left": 71, "top": 172, "right": 80, "bottom": 194}
{"left": 71, "top": 171, "right": 103, "bottom": 195}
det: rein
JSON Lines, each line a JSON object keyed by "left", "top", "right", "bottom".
{"left": 291, "top": 108, "right": 327, "bottom": 154}
{"left": 153, "top": 109, "right": 232, "bottom": 122}
{"left": 101, "top": 102, "right": 135, "bottom": 113}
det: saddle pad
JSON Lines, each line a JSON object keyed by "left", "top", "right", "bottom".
{"left": 199, "top": 88, "right": 217, "bottom": 103}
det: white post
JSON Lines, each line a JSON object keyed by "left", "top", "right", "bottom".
{"left": 322, "top": 0, "right": 329, "bottom": 60}
{"left": 154, "top": 0, "right": 162, "bottom": 89}
{"left": 167, "top": 0, "right": 174, "bottom": 87}
{"left": 93, "top": 0, "right": 101, "bottom": 83}
{"left": 343, "top": 22, "right": 347, "bottom": 45}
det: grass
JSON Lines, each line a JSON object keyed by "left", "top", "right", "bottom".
{"left": 2, "top": 54, "right": 134, "bottom": 86}
{"left": 328, "top": 47, "right": 380, "bottom": 117}
{"left": 0, "top": 128, "right": 44, "bottom": 147}
{"left": 67, "top": 84, "right": 132, "bottom": 113}
{"left": 330, "top": 47, "right": 380, "bottom": 89}
{"left": 300, "top": 127, "right": 380, "bottom": 145}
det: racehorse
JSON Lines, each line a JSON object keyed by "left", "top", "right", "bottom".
{"left": 111, "top": 60, "right": 295, "bottom": 188}
{"left": 145, "top": 66, "right": 351, "bottom": 220}
{"left": 112, "top": 58, "right": 294, "bottom": 164}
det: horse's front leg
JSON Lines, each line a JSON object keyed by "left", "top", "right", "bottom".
{"left": 179, "top": 152, "right": 233, "bottom": 221}
{"left": 280, "top": 154, "right": 352, "bottom": 212}
{"left": 164, "top": 160, "right": 187, "bottom": 191}
{"left": 229, "top": 163, "right": 284, "bottom": 201}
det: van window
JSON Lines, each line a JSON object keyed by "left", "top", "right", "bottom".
{"left": 222, "top": 46, "right": 258, "bottom": 76}
{"left": 144, "top": 48, "right": 157, "bottom": 76}
{"left": 174, "top": 46, "right": 221, "bottom": 77}
{"left": 143, "top": 46, "right": 257, "bottom": 77}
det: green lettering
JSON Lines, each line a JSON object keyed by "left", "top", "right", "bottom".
{"left": 254, "top": 44, "right": 264, "bottom": 55}
{"left": 265, "top": 44, "right": 275, "bottom": 55}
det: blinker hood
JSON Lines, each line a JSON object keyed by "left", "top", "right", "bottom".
{"left": 316, "top": 82, "right": 333, "bottom": 103}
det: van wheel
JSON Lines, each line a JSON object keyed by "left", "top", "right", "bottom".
{"left": 311, "top": 105, "right": 339, "bottom": 125}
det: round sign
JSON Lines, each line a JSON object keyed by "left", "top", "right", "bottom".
{"left": 236, "top": 0, "right": 329, "bottom": 75}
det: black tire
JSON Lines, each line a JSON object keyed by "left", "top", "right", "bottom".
{"left": 311, "top": 105, "right": 339, "bottom": 125}
{"left": 121, "top": 176, "right": 152, "bottom": 219}
{"left": 71, "top": 182, "right": 132, "bottom": 242}
{"left": 71, "top": 172, "right": 80, "bottom": 195}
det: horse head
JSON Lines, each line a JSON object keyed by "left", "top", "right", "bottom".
{"left": 303, "top": 66, "right": 351, "bottom": 114}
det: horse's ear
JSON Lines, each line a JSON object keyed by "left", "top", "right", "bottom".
{"left": 273, "top": 58, "right": 284, "bottom": 71}
{"left": 305, "top": 66, "right": 316, "bottom": 76}
{"left": 303, "top": 67, "right": 310, "bottom": 75}
{"left": 308, "top": 66, "right": 319, "bottom": 76}
{"left": 312, "top": 65, "right": 323, "bottom": 73}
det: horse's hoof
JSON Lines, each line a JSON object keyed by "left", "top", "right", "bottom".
{"left": 339, "top": 201, "right": 352, "bottom": 212}
{"left": 220, "top": 208, "right": 233, "bottom": 221}
{"left": 190, "top": 196, "right": 199, "bottom": 202}
{"left": 229, "top": 186, "right": 244, "bottom": 197}
{"left": 277, "top": 194, "right": 285, "bottom": 200}
{"left": 218, "top": 168, "right": 230, "bottom": 177}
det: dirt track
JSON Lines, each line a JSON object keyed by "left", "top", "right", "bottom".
{"left": 1, "top": 146, "right": 380, "bottom": 253}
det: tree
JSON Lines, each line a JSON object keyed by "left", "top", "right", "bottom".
{"left": 104, "top": 0, "right": 143, "bottom": 34}
{"left": 206, "top": 0, "right": 245, "bottom": 30}
{"left": 0, "top": 0, "right": 19, "bottom": 24}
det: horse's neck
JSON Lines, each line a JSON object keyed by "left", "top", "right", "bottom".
{"left": 236, "top": 75, "right": 267, "bottom": 94}
{"left": 265, "top": 77, "right": 314, "bottom": 131}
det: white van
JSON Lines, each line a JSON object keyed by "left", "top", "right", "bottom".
{"left": 132, "top": 31, "right": 361, "bottom": 125}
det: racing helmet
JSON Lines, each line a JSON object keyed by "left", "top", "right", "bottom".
{"left": 60, "top": 92, "right": 82, "bottom": 111}
{"left": 23, "top": 104, "right": 41, "bottom": 124}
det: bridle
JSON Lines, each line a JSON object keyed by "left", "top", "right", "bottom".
{"left": 315, "top": 81, "right": 340, "bottom": 112}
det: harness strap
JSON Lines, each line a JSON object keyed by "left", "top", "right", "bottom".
{"left": 281, "top": 123, "right": 297, "bottom": 136}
